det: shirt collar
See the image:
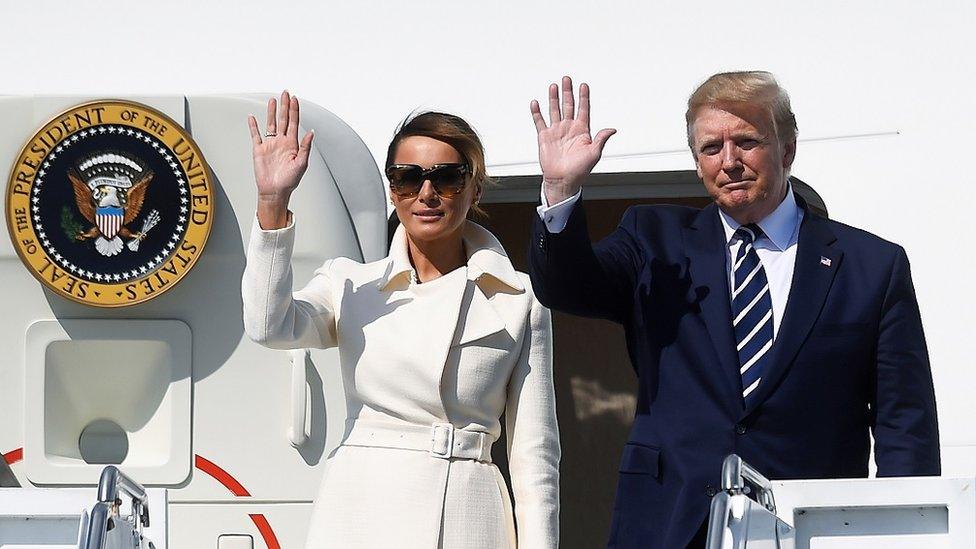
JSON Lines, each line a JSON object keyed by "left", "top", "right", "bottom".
{"left": 718, "top": 186, "right": 801, "bottom": 251}
{"left": 380, "top": 220, "right": 524, "bottom": 292}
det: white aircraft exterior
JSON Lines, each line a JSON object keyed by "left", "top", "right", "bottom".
{"left": 0, "top": 1, "right": 973, "bottom": 547}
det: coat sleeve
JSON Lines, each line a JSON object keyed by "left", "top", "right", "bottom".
{"left": 241, "top": 215, "right": 339, "bottom": 350}
{"left": 872, "top": 246, "right": 941, "bottom": 476}
{"left": 528, "top": 198, "right": 643, "bottom": 324}
{"left": 505, "top": 290, "right": 560, "bottom": 549}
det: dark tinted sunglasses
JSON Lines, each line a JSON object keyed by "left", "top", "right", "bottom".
{"left": 386, "top": 163, "right": 470, "bottom": 198}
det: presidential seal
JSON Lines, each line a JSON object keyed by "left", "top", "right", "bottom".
{"left": 5, "top": 100, "right": 214, "bottom": 307}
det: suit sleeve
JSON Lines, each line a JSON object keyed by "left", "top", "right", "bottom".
{"left": 528, "top": 198, "right": 643, "bottom": 324}
{"left": 241, "top": 215, "right": 339, "bottom": 350}
{"left": 506, "top": 293, "right": 560, "bottom": 549}
{"left": 872, "top": 246, "right": 941, "bottom": 476}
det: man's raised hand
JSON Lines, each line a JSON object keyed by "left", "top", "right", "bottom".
{"left": 530, "top": 76, "right": 616, "bottom": 204}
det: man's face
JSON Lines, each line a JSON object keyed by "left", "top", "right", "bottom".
{"left": 691, "top": 105, "right": 795, "bottom": 224}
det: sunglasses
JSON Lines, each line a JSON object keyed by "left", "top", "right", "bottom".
{"left": 386, "top": 163, "right": 470, "bottom": 198}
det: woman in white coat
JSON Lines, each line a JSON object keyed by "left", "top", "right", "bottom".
{"left": 242, "top": 92, "right": 559, "bottom": 548}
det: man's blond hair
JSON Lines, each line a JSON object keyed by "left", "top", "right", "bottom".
{"left": 685, "top": 71, "right": 797, "bottom": 148}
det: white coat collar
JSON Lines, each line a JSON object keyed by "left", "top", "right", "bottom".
{"left": 379, "top": 221, "right": 524, "bottom": 293}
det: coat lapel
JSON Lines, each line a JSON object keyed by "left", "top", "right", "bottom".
{"left": 455, "top": 281, "right": 508, "bottom": 345}
{"left": 455, "top": 221, "right": 524, "bottom": 346}
{"left": 682, "top": 204, "right": 743, "bottom": 407}
{"left": 744, "top": 204, "right": 842, "bottom": 415}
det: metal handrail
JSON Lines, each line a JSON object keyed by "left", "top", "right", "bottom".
{"left": 721, "top": 454, "right": 777, "bottom": 514}
{"left": 80, "top": 466, "right": 151, "bottom": 549}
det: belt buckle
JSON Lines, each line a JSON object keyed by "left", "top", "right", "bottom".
{"left": 430, "top": 423, "right": 454, "bottom": 459}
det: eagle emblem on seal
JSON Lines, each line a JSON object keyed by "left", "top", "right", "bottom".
{"left": 66, "top": 152, "right": 161, "bottom": 257}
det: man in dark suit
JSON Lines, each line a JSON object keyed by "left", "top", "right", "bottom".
{"left": 527, "top": 72, "right": 940, "bottom": 548}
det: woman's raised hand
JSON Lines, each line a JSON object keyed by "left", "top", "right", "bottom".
{"left": 530, "top": 76, "right": 616, "bottom": 205}
{"left": 248, "top": 91, "right": 314, "bottom": 228}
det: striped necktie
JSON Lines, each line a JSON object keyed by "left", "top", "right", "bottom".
{"left": 731, "top": 224, "right": 774, "bottom": 405}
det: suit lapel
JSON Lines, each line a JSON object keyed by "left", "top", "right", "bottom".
{"left": 744, "top": 207, "right": 842, "bottom": 416}
{"left": 682, "top": 204, "right": 743, "bottom": 406}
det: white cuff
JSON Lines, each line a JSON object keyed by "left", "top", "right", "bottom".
{"left": 536, "top": 185, "right": 581, "bottom": 234}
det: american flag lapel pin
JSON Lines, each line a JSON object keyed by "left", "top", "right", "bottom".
{"left": 820, "top": 256, "right": 832, "bottom": 267}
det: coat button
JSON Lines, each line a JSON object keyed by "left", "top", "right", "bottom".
{"left": 735, "top": 423, "right": 747, "bottom": 435}
{"left": 705, "top": 485, "right": 718, "bottom": 497}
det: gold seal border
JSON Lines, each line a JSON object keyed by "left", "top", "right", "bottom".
{"left": 4, "top": 99, "right": 215, "bottom": 307}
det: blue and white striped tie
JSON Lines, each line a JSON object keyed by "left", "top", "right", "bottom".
{"left": 731, "top": 224, "right": 774, "bottom": 405}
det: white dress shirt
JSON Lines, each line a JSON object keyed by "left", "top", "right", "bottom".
{"left": 537, "top": 184, "right": 803, "bottom": 338}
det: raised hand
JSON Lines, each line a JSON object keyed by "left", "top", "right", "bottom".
{"left": 247, "top": 90, "right": 315, "bottom": 229}
{"left": 530, "top": 76, "right": 616, "bottom": 204}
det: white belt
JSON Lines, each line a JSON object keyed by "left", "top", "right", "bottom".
{"left": 342, "top": 419, "right": 494, "bottom": 463}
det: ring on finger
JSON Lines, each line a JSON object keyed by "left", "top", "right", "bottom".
{"left": 265, "top": 132, "right": 277, "bottom": 137}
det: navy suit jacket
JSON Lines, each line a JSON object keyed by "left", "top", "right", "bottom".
{"left": 528, "top": 196, "right": 940, "bottom": 548}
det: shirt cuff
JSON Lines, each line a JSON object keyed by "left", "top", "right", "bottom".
{"left": 536, "top": 186, "right": 581, "bottom": 234}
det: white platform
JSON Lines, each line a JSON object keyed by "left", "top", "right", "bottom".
{"left": 773, "top": 476, "right": 974, "bottom": 548}
{"left": 0, "top": 487, "right": 167, "bottom": 548}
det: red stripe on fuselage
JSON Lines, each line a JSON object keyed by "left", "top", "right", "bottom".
{"left": 250, "top": 514, "right": 282, "bottom": 549}
{"left": 194, "top": 454, "right": 285, "bottom": 548}
{"left": 3, "top": 448, "right": 23, "bottom": 465}
{"left": 194, "top": 454, "right": 251, "bottom": 497}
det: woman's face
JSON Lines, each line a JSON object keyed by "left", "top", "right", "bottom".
{"left": 390, "top": 136, "right": 480, "bottom": 245}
